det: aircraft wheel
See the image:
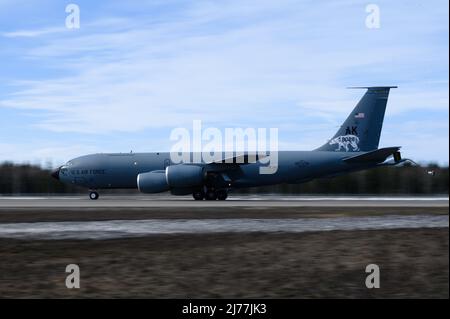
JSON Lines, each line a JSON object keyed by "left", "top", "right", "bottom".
{"left": 193, "top": 190, "right": 205, "bottom": 200}
{"left": 89, "top": 191, "right": 99, "bottom": 200}
{"left": 205, "top": 190, "right": 217, "bottom": 200}
{"left": 216, "top": 190, "right": 228, "bottom": 200}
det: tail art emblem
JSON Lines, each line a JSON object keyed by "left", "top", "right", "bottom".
{"left": 329, "top": 135, "right": 360, "bottom": 152}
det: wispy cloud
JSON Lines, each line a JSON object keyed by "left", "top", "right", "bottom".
{"left": 2, "top": 26, "right": 66, "bottom": 38}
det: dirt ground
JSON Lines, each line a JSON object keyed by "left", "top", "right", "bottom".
{"left": 0, "top": 206, "right": 447, "bottom": 223}
{"left": 0, "top": 228, "right": 448, "bottom": 298}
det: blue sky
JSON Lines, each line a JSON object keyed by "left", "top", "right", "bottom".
{"left": 0, "top": 0, "right": 448, "bottom": 167}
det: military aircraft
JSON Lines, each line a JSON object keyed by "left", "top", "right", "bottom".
{"left": 51, "top": 86, "right": 411, "bottom": 200}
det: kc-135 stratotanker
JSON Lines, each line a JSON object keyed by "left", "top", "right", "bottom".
{"left": 52, "top": 86, "right": 418, "bottom": 200}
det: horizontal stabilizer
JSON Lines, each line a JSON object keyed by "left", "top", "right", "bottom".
{"left": 343, "top": 147, "right": 401, "bottom": 164}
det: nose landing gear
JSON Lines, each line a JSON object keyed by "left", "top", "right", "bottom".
{"left": 89, "top": 191, "right": 99, "bottom": 200}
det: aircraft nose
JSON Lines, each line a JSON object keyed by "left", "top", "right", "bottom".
{"left": 51, "top": 167, "right": 61, "bottom": 180}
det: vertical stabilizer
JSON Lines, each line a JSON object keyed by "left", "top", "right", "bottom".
{"left": 317, "top": 86, "right": 396, "bottom": 152}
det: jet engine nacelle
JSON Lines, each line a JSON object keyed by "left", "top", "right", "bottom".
{"left": 165, "top": 164, "right": 205, "bottom": 188}
{"left": 137, "top": 170, "right": 169, "bottom": 193}
{"left": 137, "top": 165, "right": 205, "bottom": 194}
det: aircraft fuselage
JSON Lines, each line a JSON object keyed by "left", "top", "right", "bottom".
{"left": 56, "top": 150, "right": 373, "bottom": 190}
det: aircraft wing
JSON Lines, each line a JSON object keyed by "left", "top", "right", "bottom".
{"left": 343, "top": 147, "right": 401, "bottom": 164}
{"left": 206, "top": 153, "right": 267, "bottom": 165}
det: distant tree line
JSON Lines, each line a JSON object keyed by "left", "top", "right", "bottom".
{"left": 0, "top": 162, "right": 448, "bottom": 195}
{"left": 0, "top": 162, "right": 83, "bottom": 194}
{"left": 240, "top": 164, "right": 448, "bottom": 195}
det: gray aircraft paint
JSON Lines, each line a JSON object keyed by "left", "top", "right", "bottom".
{"left": 52, "top": 87, "right": 403, "bottom": 197}
{"left": 316, "top": 87, "right": 394, "bottom": 152}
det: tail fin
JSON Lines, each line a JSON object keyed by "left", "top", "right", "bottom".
{"left": 317, "top": 86, "right": 396, "bottom": 152}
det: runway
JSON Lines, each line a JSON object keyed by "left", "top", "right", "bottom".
{"left": 0, "top": 215, "right": 447, "bottom": 240}
{"left": 0, "top": 195, "right": 448, "bottom": 208}
{"left": 0, "top": 195, "right": 448, "bottom": 298}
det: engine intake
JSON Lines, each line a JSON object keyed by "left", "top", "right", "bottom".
{"left": 137, "top": 170, "right": 169, "bottom": 193}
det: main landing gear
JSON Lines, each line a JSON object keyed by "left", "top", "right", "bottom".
{"left": 193, "top": 190, "right": 205, "bottom": 200}
{"left": 216, "top": 190, "right": 228, "bottom": 201}
{"left": 193, "top": 189, "right": 228, "bottom": 201}
{"left": 89, "top": 191, "right": 99, "bottom": 200}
